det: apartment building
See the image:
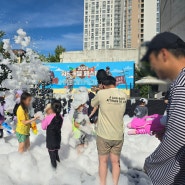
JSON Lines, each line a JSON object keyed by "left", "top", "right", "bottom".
{"left": 123, "top": 0, "right": 160, "bottom": 48}
{"left": 83, "top": 0, "right": 124, "bottom": 50}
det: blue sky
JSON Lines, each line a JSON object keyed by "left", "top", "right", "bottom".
{"left": 0, "top": 0, "right": 84, "bottom": 55}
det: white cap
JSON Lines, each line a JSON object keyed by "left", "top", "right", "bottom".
{"left": 140, "top": 98, "right": 148, "bottom": 105}
{"left": 72, "top": 93, "right": 88, "bottom": 109}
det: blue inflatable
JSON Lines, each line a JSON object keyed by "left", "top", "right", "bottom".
{"left": 2, "top": 122, "right": 14, "bottom": 134}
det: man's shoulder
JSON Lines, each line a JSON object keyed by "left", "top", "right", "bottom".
{"left": 98, "top": 88, "right": 127, "bottom": 99}
{"left": 114, "top": 88, "right": 128, "bottom": 98}
{"left": 175, "top": 70, "right": 185, "bottom": 86}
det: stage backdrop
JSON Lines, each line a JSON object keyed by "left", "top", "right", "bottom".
{"left": 44, "top": 62, "right": 135, "bottom": 89}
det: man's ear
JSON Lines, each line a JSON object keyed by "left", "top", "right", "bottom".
{"left": 160, "top": 48, "right": 168, "bottom": 62}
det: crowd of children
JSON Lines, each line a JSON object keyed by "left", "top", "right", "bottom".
{"left": 0, "top": 87, "right": 96, "bottom": 169}
{"left": 0, "top": 81, "right": 168, "bottom": 170}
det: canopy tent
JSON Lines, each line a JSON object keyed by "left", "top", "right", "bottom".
{"left": 135, "top": 76, "right": 167, "bottom": 98}
{"left": 135, "top": 76, "right": 167, "bottom": 85}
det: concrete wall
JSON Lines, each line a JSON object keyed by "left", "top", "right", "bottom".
{"left": 60, "top": 49, "right": 139, "bottom": 64}
{"left": 144, "top": 0, "right": 158, "bottom": 41}
{"left": 160, "top": 0, "right": 185, "bottom": 41}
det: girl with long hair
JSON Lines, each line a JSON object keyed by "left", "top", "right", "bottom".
{"left": 42, "top": 99, "right": 63, "bottom": 168}
{"left": 16, "top": 92, "right": 38, "bottom": 153}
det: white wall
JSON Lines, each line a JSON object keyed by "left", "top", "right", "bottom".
{"left": 144, "top": 0, "right": 157, "bottom": 41}
{"left": 60, "top": 49, "right": 139, "bottom": 64}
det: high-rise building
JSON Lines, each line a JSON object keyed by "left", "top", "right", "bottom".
{"left": 123, "top": 0, "right": 160, "bottom": 48}
{"left": 83, "top": 0, "right": 124, "bottom": 50}
{"left": 83, "top": 0, "right": 159, "bottom": 50}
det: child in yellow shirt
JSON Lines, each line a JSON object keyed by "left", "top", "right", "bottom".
{"left": 16, "top": 92, "right": 38, "bottom": 153}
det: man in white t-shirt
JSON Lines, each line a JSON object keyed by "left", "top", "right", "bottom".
{"left": 92, "top": 76, "right": 127, "bottom": 185}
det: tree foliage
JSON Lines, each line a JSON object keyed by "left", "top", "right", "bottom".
{"left": 47, "top": 45, "right": 65, "bottom": 62}
{"left": 135, "top": 62, "right": 157, "bottom": 98}
{"left": 55, "top": 45, "right": 65, "bottom": 61}
{"left": 0, "top": 31, "right": 5, "bottom": 54}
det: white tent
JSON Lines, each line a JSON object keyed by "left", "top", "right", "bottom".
{"left": 135, "top": 76, "right": 167, "bottom": 85}
{"left": 135, "top": 76, "right": 167, "bottom": 98}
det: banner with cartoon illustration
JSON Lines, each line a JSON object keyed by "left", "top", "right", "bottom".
{"left": 44, "top": 62, "right": 135, "bottom": 89}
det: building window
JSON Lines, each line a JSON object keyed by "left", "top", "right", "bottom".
{"left": 157, "top": 2, "right": 160, "bottom": 11}
{"left": 102, "top": 28, "right": 105, "bottom": 34}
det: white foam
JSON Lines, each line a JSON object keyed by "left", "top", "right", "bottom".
{"left": 0, "top": 115, "right": 158, "bottom": 185}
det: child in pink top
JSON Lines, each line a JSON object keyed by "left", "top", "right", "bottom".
{"left": 127, "top": 114, "right": 166, "bottom": 135}
{"left": 42, "top": 100, "right": 63, "bottom": 168}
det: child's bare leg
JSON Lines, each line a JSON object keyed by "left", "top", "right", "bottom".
{"left": 25, "top": 137, "right": 30, "bottom": 151}
{"left": 77, "top": 144, "right": 84, "bottom": 154}
{"left": 18, "top": 142, "right": 26, "bottom": 153}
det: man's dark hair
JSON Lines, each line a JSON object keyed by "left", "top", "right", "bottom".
{"left": 153, "top": 48, "right": 185, "bottom": 58}
{"left": 168, "top": 48, "right": 185, "bottom": 58}
{"left": 96, "top": 69, "right": 107, "bottom": 84}
{"left": 102, "top": 76, "right": 116, "bottom": 86}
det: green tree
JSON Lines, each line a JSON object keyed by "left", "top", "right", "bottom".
{"left": 135, "top": 62, "right": 157, "bottom": 98}
{"left": 0, "top": 31, "right": 5, "bottom": 54}
{"left": 39, "top": 54, "right": 48, "bottom": 62}
{"left": 47, "top": 45, "right": 65, "bottom": 62}
{"left": 55, "top": 45, "right": 65, "bottom": 62}
{"left": 48, "top": 54, "right": 57, "bottom": 62}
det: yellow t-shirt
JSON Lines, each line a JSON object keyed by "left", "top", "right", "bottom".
{"left": 16, "top": 106, "right": 30, "bottom": 135}
{"left": 91, "top": 88, "right": 127, "bottom": 140}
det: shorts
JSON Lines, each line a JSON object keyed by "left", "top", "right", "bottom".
{"left": 96, "top": 135, "right": 124, "bottom": 156}
{"left": 16, "top": 132, "right": 29, "bottom": 143}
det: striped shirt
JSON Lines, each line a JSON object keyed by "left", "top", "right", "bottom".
{"left": 144, "top": 68, "right": 185, "bottom": 185}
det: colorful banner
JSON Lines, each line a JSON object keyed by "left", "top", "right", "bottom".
{"left": 44, "top": 62, "right": 135, "bottom": 89}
